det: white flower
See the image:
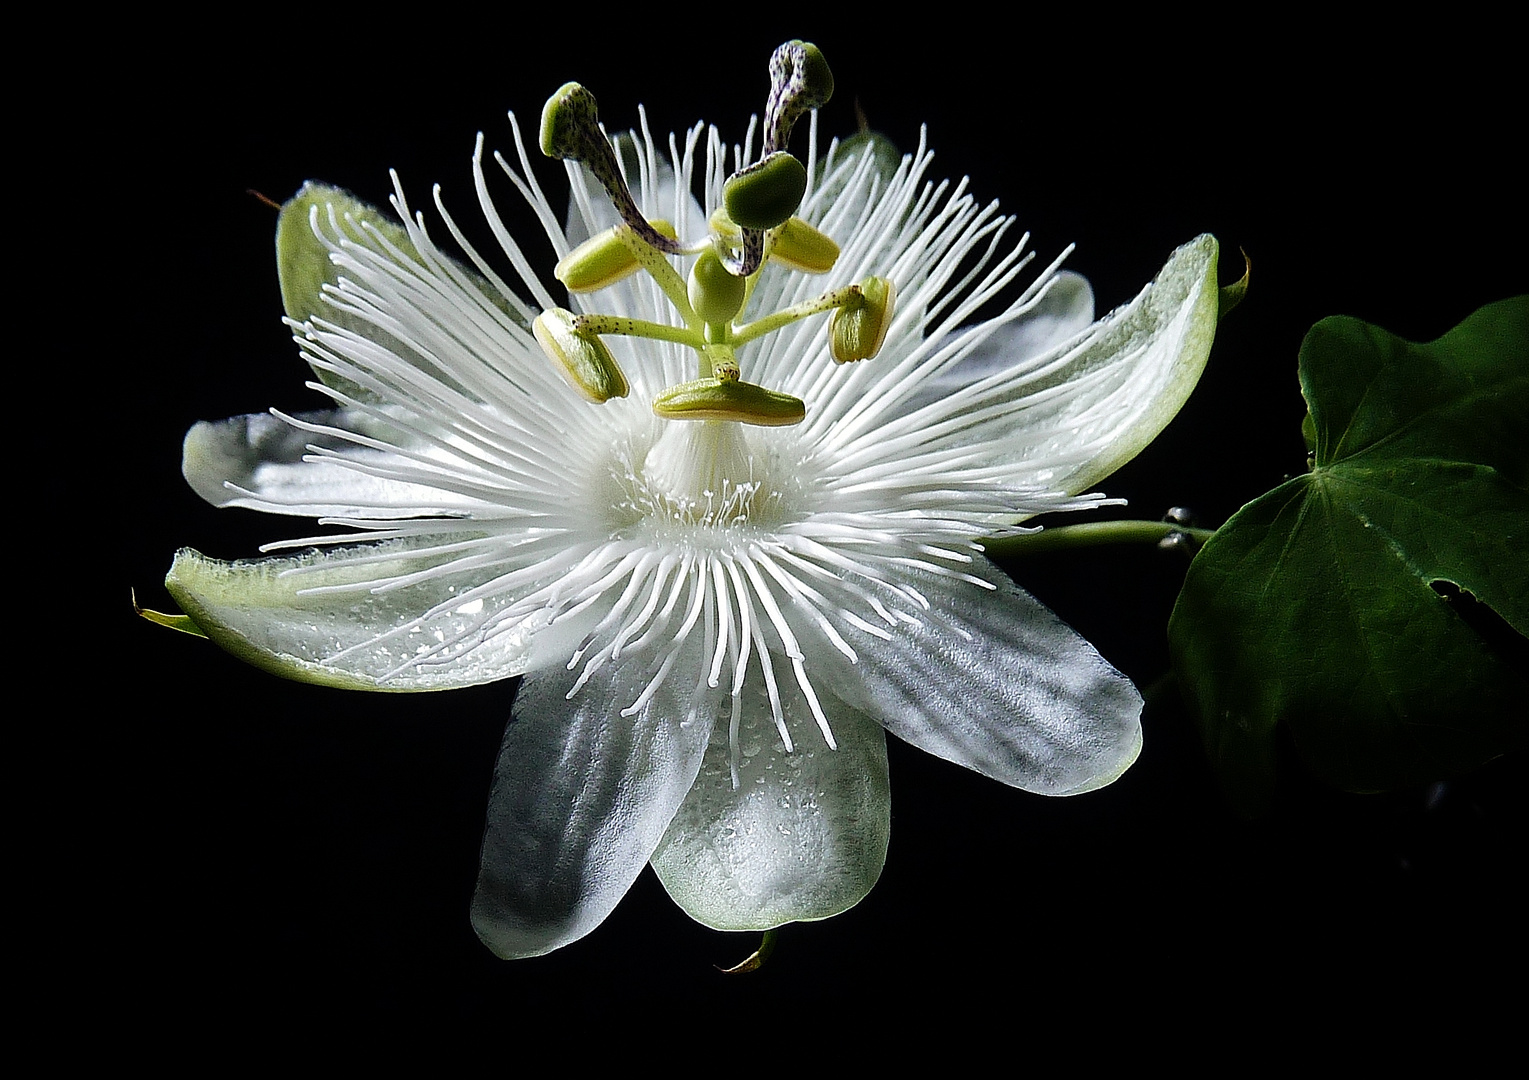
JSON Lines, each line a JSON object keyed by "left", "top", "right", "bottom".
{"left": 163, "top": 81, "right": 1219, "bottom": 958}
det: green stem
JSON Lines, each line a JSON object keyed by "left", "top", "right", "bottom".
{"left": 573, "top": 314, "right": 702, "bottom": 347}
{"left": 984, "top": 520, "right": 1216, "bottom": 556}
{"left": 616, "top": 224, "right": 700, "bottom": 331}
{"left": 717, "top": 928, "right": 778, "bottom": 974}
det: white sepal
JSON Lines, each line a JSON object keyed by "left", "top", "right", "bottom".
{"left": 165, "top": 541, "right": 561, "bottom": 691}
{"left": 650, "top": 674, "right": 890, "bottom": 931}
{"left": 834, "top": 559, "right": 1143, "bottom": 795}
{"left": 472, "top": 632, "right": 718, "bottom": 958}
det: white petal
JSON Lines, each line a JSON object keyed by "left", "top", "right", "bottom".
{"left": 837, "top": 235, "right": 1220, "bottom": 502}
{"left": 182, "top": 410, "right": 487, "bottom": 518}
{"left": 649, "top": 672, "right": 890, "bottom": 931}
{"left": 979, "top": 235, "right": 1220, "bottom": 495}
{"left": 471, "top": 634, "right": 718, "bottom": 958}
{"left": 1052, "top": 234, "right": 1220, "bottom": 492}
{"left": 164, "top": 542, "right": 557, "bottom": 691}
{"left": 832, "top": 560, "right": 1142, "bottom": 795}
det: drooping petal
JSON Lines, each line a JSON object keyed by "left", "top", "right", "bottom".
{"left": 182, "top": 410, "right": 488, "bottom": 518}
{"left": 830, "top": 559, "right": 1142, "bottom": 796}
{"left": 471, "top": 634, "right": 718, "bottom": 958}
{"left": 649, "top": 671, "right": 890, "bottom": 931}
{"left": 164, "top": 542, "right": 564, "bottom": 691}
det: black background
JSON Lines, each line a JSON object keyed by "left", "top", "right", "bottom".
{"left": 82, "top": 16, "right": 1524, "bottom": 1038}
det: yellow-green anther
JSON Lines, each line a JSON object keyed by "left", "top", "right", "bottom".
{"left": 764, "top": 40, "right": 834, "bottom": 154}
{"left": 708, "top": 207, "right": 740, "bottom": 237}
{"left": 688, "top": 250, "right": 747, "bottom": 324}
{"left": 533, "top": 307, "right": 629, "bottom": 403}
{"left": 539, "top": 82, "right": 684, "bottom": 256}
{"left": 770, "top": 217, "right": 839, "bottom": 273}
{"left": 555, "top": 219, "right": 677, "bottom": 292}
{"left": 653, "top": 378, "right": 806, "bottom": 426}
{"left": 830, "top": 276, "right": 896, "bottom": 363}
{"left": 724, "top": 152, "right": 808, "bottom": 232}
{"left": 709, "top": 210, "right": 838, "bottom": 275}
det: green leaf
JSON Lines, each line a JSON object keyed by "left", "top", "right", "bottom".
{"left": 133, "top": 588, "right": 208, "bottom": 637}
{"left": 1169, "top": 296, "right": 1529, "bottom": 807}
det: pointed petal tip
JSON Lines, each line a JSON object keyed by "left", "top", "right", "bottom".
{"left": 1060, "top": 232, "right": 1221, "bottom": 494}
{"left": 163, "top": 546, "right": 390, "bottom": 691}
{"left": 132, "top": 584, "right": 207, "bottom": 638}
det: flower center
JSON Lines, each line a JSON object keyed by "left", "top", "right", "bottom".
{"left": 607, "top": 419, "right": 798, "bottom": 537}
{"left": 530, "top": 41, "right": 898, "bottom": 426}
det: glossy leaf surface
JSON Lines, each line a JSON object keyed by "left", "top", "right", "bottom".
{"left": 1170, "top": 297, "right": 1528, "bottom": 804}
